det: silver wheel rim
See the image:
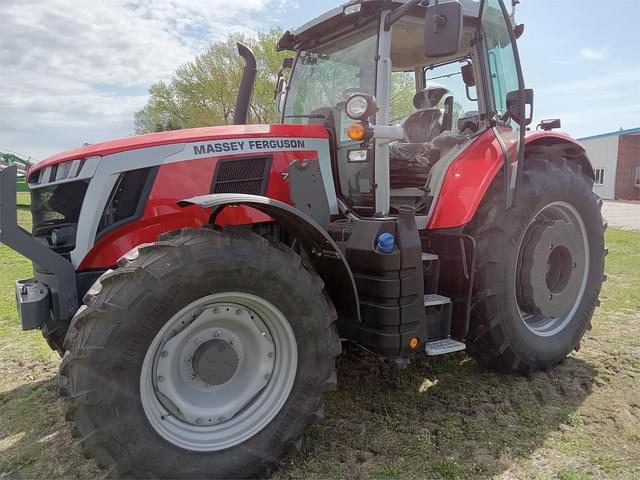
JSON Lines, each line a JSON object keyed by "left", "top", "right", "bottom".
{"left": 140, "top": 292, "right": 297, "bottom": 451}
{"left": 515, "top": 201, "right": 590, "bottom": 337}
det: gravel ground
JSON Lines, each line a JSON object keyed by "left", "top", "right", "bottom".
{"left": 602, "top": 201, "right": 640, "bottom": 232}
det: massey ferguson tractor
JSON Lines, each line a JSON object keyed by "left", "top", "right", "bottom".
{"left": 0, "top": 0, "right": 606, "bottom": 477}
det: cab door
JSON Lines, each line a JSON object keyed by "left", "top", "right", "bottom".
{"left": 480, "top": 0, "right": 528, "bottom": 207}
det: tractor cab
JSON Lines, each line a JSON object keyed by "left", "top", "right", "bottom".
{"left": 277, "top": 0, "right": 528, "bottom": 218}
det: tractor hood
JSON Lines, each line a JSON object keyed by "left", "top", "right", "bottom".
{"left": 30, "top": 123, "right": 329, "bottom": 176}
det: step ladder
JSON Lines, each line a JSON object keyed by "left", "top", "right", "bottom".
{"left": 422, "top": 253, "right": 466, "bottom": 356}
{"left": 424, "top": 293, "right": 450, "bottom": 307}
{"left": 425, "top": 338, "right": 466, "bottom": 356}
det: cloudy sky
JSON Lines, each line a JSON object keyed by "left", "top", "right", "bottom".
{"left": 1, "top": 0, "right": 638, "bottom": 161}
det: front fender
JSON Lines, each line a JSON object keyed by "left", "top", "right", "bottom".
{"left": 179, "top": 193, "right": 361, "bottom": 322}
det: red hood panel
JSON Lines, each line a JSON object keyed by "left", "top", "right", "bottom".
{"left": 34, "top": 124, "right": 328, "bottom": 171}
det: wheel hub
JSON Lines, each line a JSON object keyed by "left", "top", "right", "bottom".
{"left": 154, "top": 305, "right": 276, "bottom": 426}
{"left": 519, "top": 220, "right": 585, "bottom": 318}
{"left": 192, "top": 339, "right": 239, "bottom": 386}
{"left": 141, "top": 293, "right": 298, "bottom": 452}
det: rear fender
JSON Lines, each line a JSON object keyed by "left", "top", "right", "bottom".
{"left": 428, "top": 130, "right": 594, "bottom": 230}
{"left": 179, "top": 193, "right": 360, "bottom": 322}
{"left": 523, "top": 131, "right": 595, "bottom": 179}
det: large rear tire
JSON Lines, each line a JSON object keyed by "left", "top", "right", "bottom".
{"left": 466, "top": 157, "right": 606, "bottom": 374}
{"left": 59, "top": 228, "right": 340, "bottom": 479}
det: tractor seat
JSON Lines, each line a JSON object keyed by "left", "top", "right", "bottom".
{"left": 402, "top": 87, "right": 449, "bottom": 144}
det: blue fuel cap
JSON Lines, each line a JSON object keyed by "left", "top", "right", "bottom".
{"left": 377, "top": 232, "right": 395, "bottom": 254}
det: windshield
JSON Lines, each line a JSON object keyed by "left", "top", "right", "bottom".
{"left": 284, "top": 22, "right": 378, "bottom": 127}
{"left": 284, "top": 22, "right": 379, "bottom": 213}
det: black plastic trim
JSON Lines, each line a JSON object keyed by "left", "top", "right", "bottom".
{"left": 96, "top": 166, "right": 159, "bottom": 240}
{"left": 209, "top": 156, "right": 272, "bottom": 196}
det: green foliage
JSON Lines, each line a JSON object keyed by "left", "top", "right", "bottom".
{"left": 134, "top": 30, "right": 289, "bottom": 134}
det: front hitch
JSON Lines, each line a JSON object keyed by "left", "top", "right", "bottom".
{"left": 0, "top": 165, "right": 78, "bottom": 326}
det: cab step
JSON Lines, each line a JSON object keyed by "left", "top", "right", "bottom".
{"left": 425, "top": 338, "right": 466, "bottom": 356}
{"left": 424, "top": 294, "right": 451, "bottom": 307}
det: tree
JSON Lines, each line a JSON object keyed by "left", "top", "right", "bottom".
{"left": 134, "top": 30, "right": 288, "bottom": 134}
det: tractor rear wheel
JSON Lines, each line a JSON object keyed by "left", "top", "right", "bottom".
{"left": 466, "top": 157, "right": 606, "bottom": 374}
{"left": 59, "top": 228, "right": 340, "bottom": 479}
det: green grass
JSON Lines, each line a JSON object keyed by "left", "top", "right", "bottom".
{"left": 16, "top": 192, "right": 30, "bottom": 207}
{"left": 0, "top": 226, "right": 639, "bottom": 479}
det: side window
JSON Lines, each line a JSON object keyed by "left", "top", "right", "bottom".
{"left": 482, "top": 0, "right": 520, "bottom": 119}
{"left": 425, "top": 61, "right": 479, "bottom": 129}
{"left": 635, "top": 167, "right": 640, "bottom": 187}
{"left": 594, "top": 168, "right": 605, "bottom": 186}
{"left": 391, "top": 71, "right": 416, "bottom": 122}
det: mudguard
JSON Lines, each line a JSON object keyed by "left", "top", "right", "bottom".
{"left": 428, "top": 130, "right": 594, "bottom": 230}
{"left": 179, "top": 193, "right": 361, "bottom": 321}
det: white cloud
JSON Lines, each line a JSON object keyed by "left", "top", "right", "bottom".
{"left": 0, "top": 0, "right": 287, "bottom": 160}
{"left": 580, "top": 46, "right": 608, "bottom": 61}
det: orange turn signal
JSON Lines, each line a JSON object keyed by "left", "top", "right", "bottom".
{"left": 409, "top": 337, "right": 419, "bottom": 349}
{"left": 346, "top": 123, "right": 366, "bottom": 141}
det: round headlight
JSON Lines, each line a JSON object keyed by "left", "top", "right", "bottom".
{"left": 345, "top": 94, "right": 376, "bottom": 120}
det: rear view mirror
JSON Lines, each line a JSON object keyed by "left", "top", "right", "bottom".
{"left": 505, "top": 88, "right": 534, "bottom": 126}
{"left": 424, "top": 1, "right": 463, "bottom": 58}
{"left": 461, "top": 64, "right": 475, "bottom": 87}
{"left": 274, "top": 57, "right": 294, "bottom": 101}
{"left": 282, "top": 57, "right": 294, "bottom": 70}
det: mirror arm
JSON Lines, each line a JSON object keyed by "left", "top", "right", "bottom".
{"left": 384, "top": 0, "right": 423, "bottom": 31}
{"left": 465, "top": 84, "right": 477, "bottom": 102}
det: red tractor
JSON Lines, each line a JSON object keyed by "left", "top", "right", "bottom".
{"left": 0, "top": 0, "right": 605, "bottom": 478}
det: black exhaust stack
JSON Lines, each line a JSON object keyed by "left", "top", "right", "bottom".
{"left": 234, "top": 42, "right": 257, "bottom": 125}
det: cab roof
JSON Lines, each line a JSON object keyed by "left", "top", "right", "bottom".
{"left": 277, "top": 0, "right": 481, "bottom": 51}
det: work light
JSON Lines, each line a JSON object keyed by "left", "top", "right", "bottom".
{"left": 345, "top": 94, "right": 377, "bottom": 120}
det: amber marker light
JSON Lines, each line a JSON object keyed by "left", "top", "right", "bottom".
{"left": 346, "top": 123, "right": 366, "bottom": 141}
{"left": 409, "top": 337, "right": 419, "bottom": 349}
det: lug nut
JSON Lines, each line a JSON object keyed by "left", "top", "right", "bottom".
{"left": 161, "top": 350, "right": 168, "bottom": 358}
{"left": 549, "top": 244, "right": 554, "bottom": 250}
{"left": 268, "top": 352, "right": 274, "bottom": 358}
{"left": 548, "top": 294, "right": 553, "bottom": 300}
{"left": 184, "top": 355, "right": 192, "bottom": 363}
{"left": 264, "top": 374, "right": 271, "bottom": 380}
{"left": 157, "top": 376, "right": 165, "bottom": 383}
{"left": 195, "top": 418, "right": 203, "bottom": 425}
{"left": 218, "top": 416, "right": 225, "bottom": 422}
{"left": 190, "top": 373, "right": 196, "bottom": 381}
{"left": 236, "top": 308, "right": 243, "bottom": 315}
{"left": 214, "top": 331, "right": 220, "bottom": 338}
{"left": 194, "top": 337, "right": 202, "bottom": 345}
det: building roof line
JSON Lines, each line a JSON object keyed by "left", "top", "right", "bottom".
{"left": 578, "top": 127, "right": 640, "bottom": 142}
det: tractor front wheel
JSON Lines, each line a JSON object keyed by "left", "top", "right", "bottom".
{"left": 59, "top": 228, "right": 340, "bottom": 479}
{"left": 467, "top": 157, "right": 606, "bottom": 374}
